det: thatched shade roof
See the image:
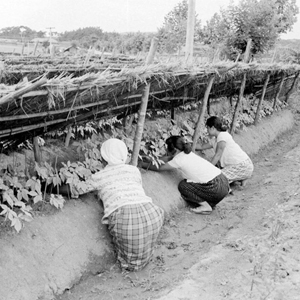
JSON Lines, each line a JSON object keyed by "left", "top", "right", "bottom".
{"left": 0, "top": 60, "right": 299, "bottom": 148}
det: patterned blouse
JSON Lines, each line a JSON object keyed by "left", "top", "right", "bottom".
{"left": 84, "top": 164, "right": 152, "bottom": 224}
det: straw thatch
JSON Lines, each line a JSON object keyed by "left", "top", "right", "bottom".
{"left": 0, "top": 60, "right": 299, "bottom": 149}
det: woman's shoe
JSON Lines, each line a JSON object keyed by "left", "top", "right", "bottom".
{"left": 190, "top": 201, "right": 212, "bottom": 215}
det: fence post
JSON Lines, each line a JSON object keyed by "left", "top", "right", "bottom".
{"left": 130, "top": 37, "right": 158, "bottom": 166}
{"left": 254, "top": 73, "right": 270, "bottom": 125}
{"left": 192, "top": 75, "right": 215, "bottom": 151}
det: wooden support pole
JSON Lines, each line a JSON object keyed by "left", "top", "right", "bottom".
{"left": 0, "top": 100, "right": 109, "bottom": 121}
{"left": 192, "top": 75, "right": 215, "bottom": 151}
{"left": 243, "top": 39, "right": 252, "bottom": 63}
{"left": 130, "top": 37, "right": 158, "bottom": 166}
{"left": 65, "top": 125, "right": 73, "bottom": 147}
{"left": 171, "top": 107, "right": 175, "bottom": 120}
{"left": 124, "top": 115, "right": 135, "bottom": 136}
{"left": 230, "top": 39, "right": 252, "bottom": 134}
{"left": 273, "top": 74, "right": 286, "bottom": 109}
{"left": 285, "top": 72, "right": 299, "bottom": 103}
{"left": 230, "top": 73, "right": 247, "bottom": 134}
{"left": 33, "top": 137, "right": 42, "bottom": 164}
{"left": 254, "top": 73, "right": 270, "bottom": 125}
{"left": 185, "top": 0, "right": 195, "bottom": 64}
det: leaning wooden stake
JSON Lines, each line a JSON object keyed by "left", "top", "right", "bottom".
{"left": 273, "top": 74, "right": 286, "bottom": 109}
{"left": 130, "top": 37, "right": 158, "bottom": 166}
{"left": 285, "top": 72, "right": 299, "bottom": 103}
{"left": 230, "top": 73, "right": 247, "bottom": 134}
{"left": 254, "top": 73, "right": 270, "bottom": 125}
{"left": 192, "top": 75, "right": 215, "bottom": 151}
{"left": 230, "top": 39, "right": 252, "bottom": 134}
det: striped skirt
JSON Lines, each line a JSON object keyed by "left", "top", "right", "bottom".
{"left": 178, "top": 172, "right": 229, "bottom": 207}
{"left": 108, "top": 202, "right": 164, "bottom": 271}
{"left": 221, "top": 157, "right": 254, "bottom": 183}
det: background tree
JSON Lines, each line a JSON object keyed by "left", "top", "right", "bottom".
{"left": 0, "top": 26, "right": 46, "bottom": 41}
{"left": 158, "top": 0, "right": 201, "bottom": 54}
{"left": 199, "top": 0, "right": 299, "bottom": 60}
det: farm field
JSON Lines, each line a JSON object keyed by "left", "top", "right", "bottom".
{"left": 55, "top": 106, "right": 300, "bottom": 300}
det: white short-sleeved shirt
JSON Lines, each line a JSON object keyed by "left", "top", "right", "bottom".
{"left": 215, "top": 131, "right": 250, "bottom": 167}
{"left": 168, "top": 151, "right": 221, "bottom": 183}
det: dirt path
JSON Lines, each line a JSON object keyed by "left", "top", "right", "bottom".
{"left": 56, "top": 113, "right": 300, "bottom": 300}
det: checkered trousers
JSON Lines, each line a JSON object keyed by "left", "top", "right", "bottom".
{"left": 108, "top": 202, "right": 164, "bottom": 271}
{"left": 178, "top": 172, "right": 229, "bottom": 207}
{"left": 221, "top": 157, "right": 254, "bottom": 183}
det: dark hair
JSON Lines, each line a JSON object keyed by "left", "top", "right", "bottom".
{"left": 205, "top": 116, "right": 227, "bottom": 131}
{"left": 166, "top": 136, "right": 192, "bottom": 154}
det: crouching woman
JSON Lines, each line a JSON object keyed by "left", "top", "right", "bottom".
{"left": 140, "top": 136, "right": 230, "bottom": 215}
{"left": 72, "top": 138, "right": 164, "bottom": 271}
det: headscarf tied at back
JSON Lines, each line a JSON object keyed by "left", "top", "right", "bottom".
{"left": 100, "top": 138, "right": 128, "bottom": 166}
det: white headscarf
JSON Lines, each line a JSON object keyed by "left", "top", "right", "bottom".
{"left": 100, "top": 138, "right": 128, "bottom": 166}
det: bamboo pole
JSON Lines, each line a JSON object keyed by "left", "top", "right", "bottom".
{"left": 0, "top": 100, "right": 143, "bottom": 138}
{"left": 130, "top": 37, "right": 158, "bottom": 166}
{"left": 185, "top": 0, "right": 195, "bottom": 64}
{"left": 0, "top": 100, "right": 109, "bottom": 121}
{"left": 254, "top": 73, "right": 270, "bottom": 125}
{"left": 192, "top": 75, "right": 215, "bottom": 151}
{"left": 0, "top": 77, "right": 47, "bottom": 106}
{"left": 285, "top": 72, "right": 299, "bottom": 103}
{"left": 0, "top": 119, "right": 67, "bottom": 138}
{"left": 273, "top": 74, "right": 286, "bottom": 109}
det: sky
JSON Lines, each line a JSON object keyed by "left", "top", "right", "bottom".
{"left": 1, "top": 0, "right": 300, "bottom": 39}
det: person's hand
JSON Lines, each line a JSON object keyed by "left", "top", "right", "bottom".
{"left": 140, "top": 156, "right": 151, "bottom": 163}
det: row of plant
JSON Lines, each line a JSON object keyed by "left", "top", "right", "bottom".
{"left": 0, "top": 96, "right": 286, "bottom": 232}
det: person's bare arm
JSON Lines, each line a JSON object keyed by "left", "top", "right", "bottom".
{"left": 211, "top": 141, "right": 226, "bottom": 166}
{"left": 195, "top": 142, "right": 213, "bottom": 151}
{"left": 139, "top": 160, "right": 175, "bottom": 172}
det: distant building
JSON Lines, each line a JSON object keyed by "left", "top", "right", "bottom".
{"left": 31, "top": 38, "right": 59, "bottom": 44}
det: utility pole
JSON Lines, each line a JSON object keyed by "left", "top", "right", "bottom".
{"left": 185, "top": 0, "right": 195, "bottom": 64}
{"left": 46, "top": 27, "right": 55, "bottom": 57}
{"left": 46, "top": 27, "right": 55, "bottom": 47}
